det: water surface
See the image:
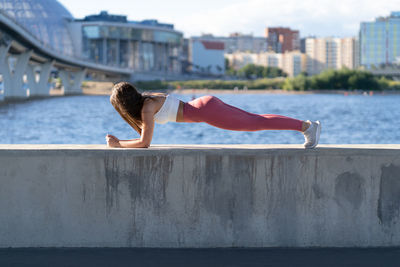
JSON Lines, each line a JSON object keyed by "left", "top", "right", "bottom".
{"left": 1, "top": 93, "right": 399, "bottom": 145}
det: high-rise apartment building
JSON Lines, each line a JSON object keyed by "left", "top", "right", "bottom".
{"left": 225, "top": 51, "right": 306, "bottom": 77}
{"left": 306, "top": 37, "right": 358, "bottom": 75}
{"left": 265, "top": 27, "right": 300, "bottom": 53}
{"left": 282, "top": 51, "right": 306, "bottom": 77}
{"left": 225, "top": 52, "right": 260, "bottom": 70}
{"left": 360, "top": 12, "right": 400, "bottom": 68}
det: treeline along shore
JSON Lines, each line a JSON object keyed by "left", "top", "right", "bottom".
{"left": 132, "top": 69, "right": 400, "bottom": 92}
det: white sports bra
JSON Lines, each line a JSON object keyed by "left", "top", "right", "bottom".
{"left": 153, "top": 95, "right": 181, "bottom": 124}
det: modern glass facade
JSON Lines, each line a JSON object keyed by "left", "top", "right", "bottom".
{"left": 81, "top": 23, "right": 183, "bottom": 73}
{"left": 82, "top": 25, "right": 181, "bottom": 43}
{"left": 0, "top": 0, "right": 75, "bottom": 56}
{"left": 360, "top": 12, "right": 400, "bottom": 68}
{"left": 0, "top": 2, "right": 184, "bottom": 75}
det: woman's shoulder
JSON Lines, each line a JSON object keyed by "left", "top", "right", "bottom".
{"left": 143, "top": 92, "right": 167, "bottom": 97}
{"left": 142, "top": 94, "right": 166, "bottom": 113}
{"left": 142, "top": 92, "right": 167, "bottom": 102}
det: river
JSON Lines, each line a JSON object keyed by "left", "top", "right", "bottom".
{"left": 1, "top": 93, "right": 399, "bottom": 145}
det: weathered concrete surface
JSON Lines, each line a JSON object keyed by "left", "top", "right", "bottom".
{"left": 0, "top": 144, "right": 400, "bottom": 248}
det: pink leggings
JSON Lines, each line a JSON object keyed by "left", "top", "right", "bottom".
{"left": 183, "top": 95, "right": 303, "bottom": 131}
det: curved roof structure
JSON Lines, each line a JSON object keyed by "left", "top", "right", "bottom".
{"left": 0, "top": 0, "right": 75, "bottom": 57}
{"left": 0, "top": 1, "right": 183, "bottom": 79}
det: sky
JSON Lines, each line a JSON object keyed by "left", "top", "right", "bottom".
{"left": 58, "top": 0, "right": 399, "bottom": 38}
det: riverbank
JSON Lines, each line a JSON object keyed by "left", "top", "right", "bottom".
{"left": 80, "top": 82, "right": 400, "bottom": 96}
{"left": 132, "top": 69, "right": 400, "bottom": 92}
{"left": 81, "top": 81, "right": 114, "bottom": 95}
{"left": 65, "top": 82, "right": 400, "bottom": 96}
{"left": 171, "top": 88, "right": 400, "bottom": 95}
{"left": 0, "top": 82, "right": 399, "bottom": 107}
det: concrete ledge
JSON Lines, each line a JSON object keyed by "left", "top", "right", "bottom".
{"left": 1, "top": 145, "right": 400, "bottom": 247}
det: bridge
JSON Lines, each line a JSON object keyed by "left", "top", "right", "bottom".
{"left": 0, "top": 10, "right": 131, "bottom": 101}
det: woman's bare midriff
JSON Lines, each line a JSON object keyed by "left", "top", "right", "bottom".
{"left": 176, "top": 101, "right": 185, "bottom": 122}
{"left": 146, "top": 94, "right": 185, "bottom": 123}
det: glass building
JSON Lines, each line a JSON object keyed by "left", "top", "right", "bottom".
{"left": 0, "top": 1, "right": 184, "bottom": 75}
{"left": 72, "top": 11, "right": 183, "bottom": 74}
{"left": 360, "top": 12, "right": 400, "bottom": 68}
{"left": 0, "top": 0, "right": 75, "bottom": 56}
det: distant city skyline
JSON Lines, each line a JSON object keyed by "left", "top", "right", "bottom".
{"left": 59, "top": 0, "right": 399, "bottom": 38}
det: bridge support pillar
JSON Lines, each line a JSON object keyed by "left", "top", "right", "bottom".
{"left": 27, "top": 60, "right": 54, "bottom": 97}
{"left": 0, "top": 44, "right": 10, "bottom": 101}
{"left": 0, "top": 46, "right": 32, "bottom": 100}
{"left": 59, "top": 68, "right": 87, "bottom": 95}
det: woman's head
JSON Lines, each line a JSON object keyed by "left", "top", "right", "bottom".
{"left": 110, "top": 82, "right": 147, "bottom": 134}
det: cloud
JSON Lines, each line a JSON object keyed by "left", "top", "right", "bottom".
{"left": 173, "top": 0, "right": 400, "bottom": 37}
{"left": 59, "top": 0, "right": 400, "bottom": 38}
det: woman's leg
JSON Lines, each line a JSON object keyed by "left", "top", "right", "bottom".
{"left": 183, "top": 95, "right": 303, "bottom": 131}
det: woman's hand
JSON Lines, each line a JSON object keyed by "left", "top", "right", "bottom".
{"left": 106, "top": 134, "right": 121, "bottom": 148}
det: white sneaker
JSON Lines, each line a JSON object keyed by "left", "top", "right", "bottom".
{"left": 303, "top": 120, "right": 321, "bottom": 149}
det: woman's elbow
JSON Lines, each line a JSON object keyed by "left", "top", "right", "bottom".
{"left": 140, "top": 140, "right": 151, "bottom": 148}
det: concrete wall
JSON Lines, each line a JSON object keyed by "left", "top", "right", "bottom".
{"left": 1, "top": 144, "right": 400, "bottom": 248}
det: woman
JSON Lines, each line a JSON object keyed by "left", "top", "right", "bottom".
{"left": 106, "top": 82, "right": 321, "bottom": 148}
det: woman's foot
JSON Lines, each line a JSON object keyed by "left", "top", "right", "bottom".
{"left": 303, "top": 120, "right": 321, "bottom": 149}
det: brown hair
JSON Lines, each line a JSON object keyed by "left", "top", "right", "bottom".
{"left": 110, "top": 82, "right": 150, "bottom": 135}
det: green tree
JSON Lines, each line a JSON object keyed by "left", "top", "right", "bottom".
{"left": 224, "top": 58, "right": 230, "bottom": 70}
{"left": 237, "top": 64, "right": 286, "bottom": 79}
{"left": 283, "top": 74, "right": 310, "bottom": 91}
{"left": 284, "top": 68, "right": 383, "bottom": 91}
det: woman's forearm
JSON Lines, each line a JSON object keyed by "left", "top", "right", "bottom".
{"left": 118, "top": 138, "right": 140, "bottom": 142}
{"left": 119, "top": 138, "right": 150, "bottom": 148}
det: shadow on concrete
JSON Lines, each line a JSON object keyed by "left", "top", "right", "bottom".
{"left": 1, "top": 247, "right": 400, "bottom": 267}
